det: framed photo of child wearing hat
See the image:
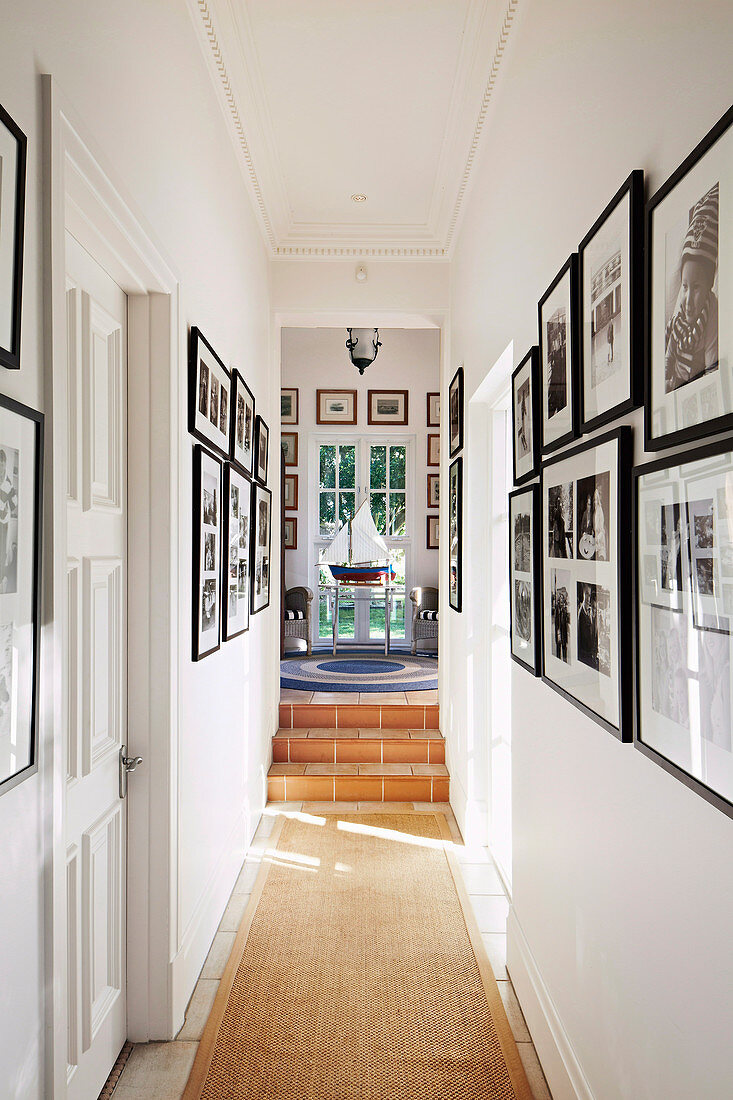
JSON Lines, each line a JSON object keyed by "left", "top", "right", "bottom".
{"left": 646, "top": 104, "right": 733, "bottom": 451}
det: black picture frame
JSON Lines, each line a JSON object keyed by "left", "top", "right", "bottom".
{"left": 578, "top": 169, "right": 644, "bottom": 433}
{"left": 448, "top": 367, "right": 464, "bottom": 458}
{"left": 229, "top": 369, "right": 255, "bottom": 479}
{"left": 192, "top": 444, "right": 222, "bottom": 661}
{"left": 426, "top": 515, "right": 439, "bottom": 550}
{"left": 512, "top": 346, "right": 540, "bottom": 485}
{"left": 251, "top": 480, "right": 272, "bottom": 615}
{"left": 254, "top": 415, "right": 269, "bottom": 484}
{"left": 645, "top": 104, "right": 733, "bottom": 451}
{"left": 509, "top": 484, "right": 541, "bottom": 675}
{"left": 448, "top": 456, "right": 463, "bottom": 612}
{"left": 0, "top": 395, "right": 43, "bottom": 796}
{"left": 0, "top": 103, "right": 27, "bottom": 371}
{"left": 541, "top": 425, "right": 633, "bottom": 741}
{"left": 189, "top": 327, "right": 232, "bottom": 459}
{"left": 539, "top": 254, "right": 580, "bottom": 455}
{"left": 221, "top": 462, "right": 251, "bottom": 641}
{"left": 633, "top": 435, "right": 733, "bottom": 820}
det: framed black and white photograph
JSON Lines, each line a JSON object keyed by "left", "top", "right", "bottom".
{"left": 0, "top": 104, "right": 27, "bottom": 371}
{"left": 509, "top": 485, "right": 541, "bottom": 675}
{"left": 281, "top": 431, "right": 298, "bottom": 467}
{"left": 222, "top": 463, "right": 251, "bottom": 640}
{"left": 283, "top": 517, "right": 297, "bottom": 550}
{"left": 634, "top": 436, "right": 733, "bottom": 818}
{"left": 281, "top": 387, "right": 299, "bottom": 425}
{"left": 230, "top": 369, "right": 255, "bottom": 478}
{"left": 251, "top": 481, "right": 272, "bottom": 615}
{"left": 427, "top": 392, "right": 440, "bottom": 427}
{"left": 448, "top": 367, "right": 464, "bottom": 457}
{"left": 427, "top": 434, "right": 440, "bottom": 467}
{"left": 512, "top": 347, "right": 540, "bottom": 485}
{"left": 579, "top": 170, "right": 644, "bottom": 432}
{"left": 427, "top": 515, "right": 439, "bottom": 550}
{"left": 368, "top": 390, "right": 408, "bottom": 426}
{"left": 0, "top": 396, "right": 42, "bottom": 796}
{"left": 284, "top": 473, "right": 298, "bottom": 510}
{"left": 189, "top": 327, "right": 232, "bottom": 459}
{"left": 427, "top": 473, "right": 440, "bottom": 508}
{"left": 192, "top": 445, "right": 222, "bottom": 661}
{"left": 646, "top": 105, "right": 733, "bottom": 450}
{"left": 254, "top": 415, "right": 269, "bottom": 483}
{"left": 449, "top": 456, "right": 462, "bottom": 612}
{"left": 316, "top": 389, "right": 357, "bottom": 425}
{"left": 541, "top": 426, "right": 632, "bottom": 739}
{"left": 539, "top": 255, "right": 580, "bottom": 454}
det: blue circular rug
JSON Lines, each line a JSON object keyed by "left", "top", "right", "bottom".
{"left": 281, "top": 651, "right": 437, "bottom": 692}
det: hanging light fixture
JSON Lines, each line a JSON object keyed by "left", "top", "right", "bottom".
{"left": 346, "top": 328, "right": 381, "bottom": 375}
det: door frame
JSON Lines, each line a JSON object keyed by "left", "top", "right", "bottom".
{"left": 44, "top": 76, "right": 182, "bottom": 1094}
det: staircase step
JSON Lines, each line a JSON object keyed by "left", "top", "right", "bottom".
{"left": 267, "top": 762, "right": 449, "bottom": 803}
{"left": 278, "top": 700, "right": 439, "bottom": 731}
{"left": 273, "top": 730, "right": 445, "bottom": 765}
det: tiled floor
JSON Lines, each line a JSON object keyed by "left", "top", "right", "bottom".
{"left": 111, "top": 804, "right": 551, "bottom": 1100}
{"left": 280, "top": 688, "right": 439, "bottom": 705}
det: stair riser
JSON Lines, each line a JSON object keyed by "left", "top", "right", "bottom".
{"left": 268, "top": 775, "right": 449, "bottom": 803}
{"left": 279, "top": 702, "right": 439, "bottom": 731}
{"left": 273, "top": 738, "right": 446, "bottom": 766}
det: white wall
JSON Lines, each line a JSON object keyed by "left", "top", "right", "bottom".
{"left": 281, "top": 327, "right": 440, "bottom": 644}
{"left": 0, "top": 1, "right": 277, "bottom": 1093}
{"left": 446, "top": 2, "right": 733, "bottom": 1098}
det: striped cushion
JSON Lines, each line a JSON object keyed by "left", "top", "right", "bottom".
{"left": 284, "top": 609, "right": 305, "bottom": 621}
{"left": 418, "top": 610, "right": 438, "bottom": 621}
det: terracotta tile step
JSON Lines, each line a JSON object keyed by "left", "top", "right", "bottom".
{"left": 272, "top": 732, "right": 446, "bottom": 765}
{"left": 278, "top": 701, "right": 440, "bottom": 731}
{"left": 267, "top": 765, "right": 450, "bottom": 803}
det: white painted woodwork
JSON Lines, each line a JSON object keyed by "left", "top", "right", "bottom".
{"left": 65, "top": 232, "right": 128, "bottom": 1100}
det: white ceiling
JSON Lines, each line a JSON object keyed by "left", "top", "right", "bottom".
{"left": 188, "top": 0, "right": 516, "bottom": 256}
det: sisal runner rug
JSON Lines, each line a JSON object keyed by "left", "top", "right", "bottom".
{"left": 183, "top": 813, "right": 533, "bottom": 1100}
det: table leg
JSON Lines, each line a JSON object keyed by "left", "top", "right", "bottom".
{"left": 385, "top": 588, "right": 390, "bottom": 655}
{"left": 333, "top": 588, "right": 339, "bottom": 655}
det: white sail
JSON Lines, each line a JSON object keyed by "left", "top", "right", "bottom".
{"left": 320, "top": 500, "right": 389, "bottom": 565}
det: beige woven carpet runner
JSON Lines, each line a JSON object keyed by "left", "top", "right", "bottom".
{"left": 184, "top": 813, "right": 532, "bottom": 1100}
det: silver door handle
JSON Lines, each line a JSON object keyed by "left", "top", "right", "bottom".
{"left": 119, "top": 745, "right": 144, "bottom": 799}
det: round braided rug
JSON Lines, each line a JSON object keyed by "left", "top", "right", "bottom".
{"left": 281, "top": 651, "right": 437, "bottom": 692}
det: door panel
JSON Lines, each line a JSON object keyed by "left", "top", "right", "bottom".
{"left": 65, "top": 232, "right": 127, "bottom": 1099}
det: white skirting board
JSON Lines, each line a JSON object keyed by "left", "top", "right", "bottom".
{"left": 507, "top": 906, "right": 594, "bottom": 1100}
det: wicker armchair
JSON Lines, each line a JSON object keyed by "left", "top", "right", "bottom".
{"left": 284, "top": 586, "right": 313, "bottom": 655}
{"left": 410, "top": 587, "right": 438, "bottom": 655}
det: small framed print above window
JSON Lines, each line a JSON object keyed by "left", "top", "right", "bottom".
{"left": 189, "top": 327, "right": 232, "bottom": 459}
{"left": 284, "top": 473, "right": 298, "bottom": 510}
{"left": 368, "top": 390, "right": 408, "bottom": 426}
{"left": 281, "top": 387, "right": 299, "bottom": 425}
{"left": 283, "top": 517, "right": 298, "bottom": 550}
{"left": 317, "top": 389, "right": 357, "bottom": 425}
{"left": 427, "top": 392, "right": 440, "bottom": 427}
{"left": 0, "top": 102, "right": 27, "bottom": 371}
{"left": 281, "top": 431, "right": 298, "bottom": 467}
{"left": 427, "top": 473, "right": 440, "bottom": 509}
{"left": 539, "top": 255, "right": 580, "bottom": 454}
{"left": 427, "top": 515, "right": 439, "bottom": 550}
{"left": 427, "top": 434, "right": 440, "bottom": 468}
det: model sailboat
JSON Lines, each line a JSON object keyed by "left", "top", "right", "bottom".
{"left": 321, "top": 500, "right": 395, "bottom": 584}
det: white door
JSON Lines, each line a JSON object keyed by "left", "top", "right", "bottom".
{"left": 65, "top": 233, "right": 128, "bottom": 1099}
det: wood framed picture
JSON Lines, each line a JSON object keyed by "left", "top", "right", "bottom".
{"left": 368, "top": 390, "right": 408, "bottom": 426}
{"left": 427, "top": 433, "right": 440, "bottom": 467}
{"left": 449, "top": 456, "right": 463, "bottom": 612}
{"left": 579, "top": 170, "right": 644, "bottom": 433}
{"left": 512, "top": 347, "right": 540, "bottom": 485}
{"left": 281, "top": 431, "right": 298, "bottom": 467}
{"left": 0, "top": 395, "right": 43, "bottom": 796}
{"left": 230, "top": 369, "right": 255, "bottom": 478}
{"left": 0, "top": 103, "right": 26, "bottom": 371}
{"left": 427, "top": 473, "right": 440, "bottom": 509}
{"left": 448, "top": 367, "right": 464, "bottom": 457}
{"left": 192, "top": 444, "right": 222, "bottom": 661}
{"left": 427, "top": 514, "right": 439, "bottom": 550}
{"left": 427, "top": 392, "right": 440, "bottom": 427}
{"left": 189, "top": 327, "right": 232, "bottom": 459}
{"left": 251, "top": 481, "right": 272, "bottom": 614}
{"left": 539, "top": 254, "right": 580, "bottom": 454}
{"left": 284, "top": 473, "right": 299, "bottom": 510}
{"left": 645, "top": 104, "right": 733, "bottom": 451}
{"left": 254, "top": 415, "right": 269, "bottom": 484}
{"left": 222, "top": 462, "right": 251, "bottom": 640}
{"left": 509, "top": 484, "right": 541, "bottom": 675}
{"left": 283, "top": 516, "right": 298, "bottom": 550}
{"left": 281, "top": 387, "right": 299, "bottom": 425}
{"left": 316, "top": 389, "right": 357, "bottom": 425}
{"left": 541, "top": 426, "right": 632, "bottom": 740}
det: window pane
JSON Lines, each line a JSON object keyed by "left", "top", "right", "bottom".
{"left": 318, "top": 593, "right": 333, "bottom": 639}
{"left": 389, "top": 446, "right": 406, "bottom": 489}
{"left": 339, "top": 445, "right": 356, "bottom": 489}
{"left": 338, "top": 599, "right": 355, "bottom": 639}
{"left": 320, "top": 445, "right": 336, "bottom": 489}
{"left": 319, "top": 491, "right": 336, "bottom": 536}
{"left": 369, "top": 602, "right": 386, "bottom": 639}
{"left": 389, "top": 492, "right": 406, "bottom": 536}
{"left": 389, "top": 548, "right": 406, "bottom": 586}
{"left": 339, "top": 491, "right": 356, "bottom": 529}
{"left": 371, "top": 492, "right": 387, "bottom": 535}
{"left": 390, "top": 596, "right": 406, "bottom": 639}
{"left": 370, "top": 446, "right": 387, "bottom": 490}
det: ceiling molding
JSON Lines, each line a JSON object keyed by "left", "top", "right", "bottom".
{"left": 188, "top": 0, "right": 519, "bottom": 258}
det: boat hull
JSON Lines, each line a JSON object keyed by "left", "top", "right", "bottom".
{"left": 329, "top": 565, "right": 395, "bottom": 585}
